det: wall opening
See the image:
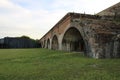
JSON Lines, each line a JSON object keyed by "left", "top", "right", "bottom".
{"left": 52, "top": 35, "right": 58, "bottom": 50}
{"left": 41, "top": 41, "right": 44, "bottom": 48}
{"left": 47, "top": 39, "right": 50, "bottom": 49}
{"left": 62, "top": 27, "right": 85, "bottom": 52}
{"left": 43, "top": 40, "right": 46, "bottom": 48}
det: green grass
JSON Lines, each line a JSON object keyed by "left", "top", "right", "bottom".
{"left": 0, "top": 49, "right": 120, "bottom": 80}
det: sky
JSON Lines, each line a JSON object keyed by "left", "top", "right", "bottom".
{"left": 0, "top": 0, "right": 120, "bottom": 39}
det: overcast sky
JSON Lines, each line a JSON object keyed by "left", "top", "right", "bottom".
{"left": 0, "top": 0, "right": 120, "bottom": 39}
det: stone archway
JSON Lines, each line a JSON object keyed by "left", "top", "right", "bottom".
{"left": 41, "top": 41, "right": 43, "bottom": 48}
{"left": 47, "top": 38, "right": 50, "bottom": 49}
{"left": 62, "top": 27, "right": 85, "bottom": 52}
{"left": 52, "top": 35, "right": 58, "bottom": 50}
{"left": 43, "top": 40, "right": 46, "bottom": 48}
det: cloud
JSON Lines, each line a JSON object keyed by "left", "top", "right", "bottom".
{"left": 0, "top": 0, "right": 37, "bottom": 38}
{"left": 0, "top": 0, "right": 120, "bottom": 39}
{"left": 0, "top": 0, "right": 68, "bottom": 39}
{"left": 0, "top": 0, "right": 31, "bottom": 28}
{"left": 50, "top": 0, "right": 120, "bottom": 14}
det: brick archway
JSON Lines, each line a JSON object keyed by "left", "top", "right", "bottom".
{"left": 51, "top": 35, "right": 58, "bottom": 50}
{"left": 43, "top": 40, "right": 46, "bottom": 48}
{"left": 47, "top": 38, "right": 50, "bottom": 49}
{"left": 62, "top": 27, "right": 85, "bottom": 52}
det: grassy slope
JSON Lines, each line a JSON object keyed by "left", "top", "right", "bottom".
{"left": 0, "top": 49, "right": 120, "bottom": 80}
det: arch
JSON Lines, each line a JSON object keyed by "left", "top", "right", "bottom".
{"left": 43, "top": 40, "right": 46, "bottom": 48}
{"left": 41, "top": 41, "right": 44, "bottom": 48}
{"left": 47, "top": 38, "right": 50, "bottom": 49}
{"left": 40, "top": 42, "right": 42, "bottom": 48}
{"left": 62, "top": 27, "right": 85, "bottom": 52}
{"left": 51, "top": 35, "right": 59, "bottom": 50}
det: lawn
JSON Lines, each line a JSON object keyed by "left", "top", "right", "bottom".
{"left": 0, "top": 49, "right": 120, "bottom": 80}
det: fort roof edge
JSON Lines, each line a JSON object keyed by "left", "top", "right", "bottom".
{"left": 39, "top": 12, "right": 96, "bottom": 41}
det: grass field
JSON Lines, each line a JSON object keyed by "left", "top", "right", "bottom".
{"left": 0, "top": 49, "right": 120, "bottom": 80}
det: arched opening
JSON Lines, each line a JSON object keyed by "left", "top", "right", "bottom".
{"left": 41, "top": 41, "right": 43, "bottom": 48}
{"left": 52, "top": 35, "right": 58, "bottom": 50}
{"left": 43, "top": 40, "right": 46, "bottom": 48}
{"left": 47, "top": 39, "right": 50, "bottom": 49}
{"left": 42, "top": 41, "right": 44, "bottom": 48}
{"left": 62, "top": 27, "right": 85, "bottom": 52}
